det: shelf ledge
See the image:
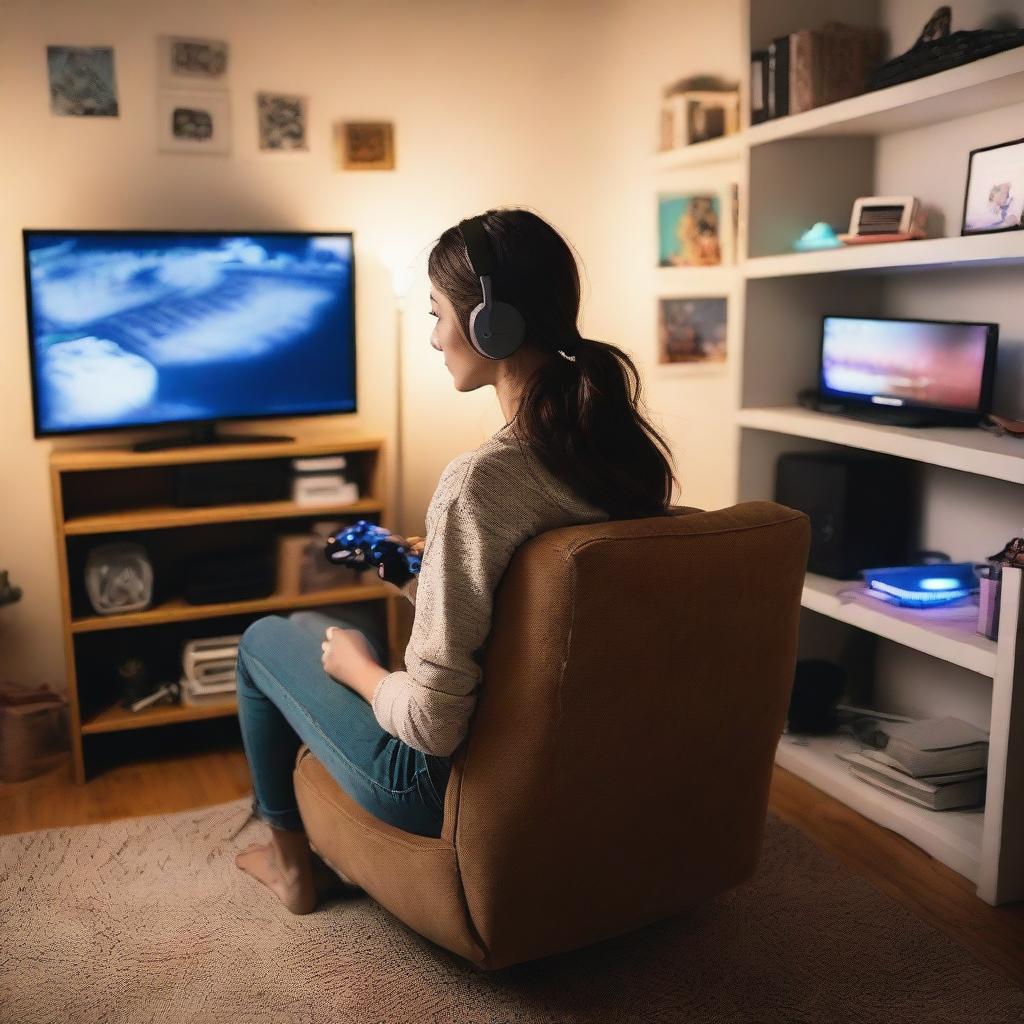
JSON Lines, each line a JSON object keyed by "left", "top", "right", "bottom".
{"left": 801, "top": 572, "right": 996, "bottom": 677}
{"left": 745, "top": 47, "right": 1024, "bottom": 145}
{"left": 776, "top": 733, "right": 984, "bottom": 883}
{"left": 737, "top": 406, "right": 1024, "bottom": 485}
{"left": 744, "top": 231, "right": 1024, "bottom": 278}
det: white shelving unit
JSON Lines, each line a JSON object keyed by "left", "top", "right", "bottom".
{"left": 686, "top": 1, "right": 1024, "bottom": 906}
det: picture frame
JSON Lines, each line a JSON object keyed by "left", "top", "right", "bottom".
{"left": 659, "top": 90, "right": 739, "bottom": 151}
{"left": 157, "top": 35, "right": 229, "bottom": 90}
{"left": 47, "top": 45, "right": 119, "bottom": 117}
{"left": 656, "top": 177, "right": 736, "bottom": 267}
{"left": 961, "top": 136, "right": 1024, "bottom": 236}
{"left": 655, "top": 295, "right": 729, "bottom": 369}
{"left": 257, "top": 92, "right": 309, "bottom": 151}
{"left": 157, "top": 90, "right": 230, "bottom": 155}
{"left": 336, "top": 121, "right": 395, "bottom": 170}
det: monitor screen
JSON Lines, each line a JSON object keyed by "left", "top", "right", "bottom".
{"left": 24, "top": 230, "right": 356, "bottom": 436}
{"left": 820, "top": 315, "right": 994, "bottom": 413}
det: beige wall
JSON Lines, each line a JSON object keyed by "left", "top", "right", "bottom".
{"left": 0, "top": 0, "right": 740, "bottom": 693}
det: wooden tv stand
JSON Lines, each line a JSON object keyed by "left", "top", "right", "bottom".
{"left": 49, "top": 434, "right": 401, "bottom": 784}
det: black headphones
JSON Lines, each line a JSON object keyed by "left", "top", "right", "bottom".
{"left": 457, "top": 215, "right": 527, "bottom": 360}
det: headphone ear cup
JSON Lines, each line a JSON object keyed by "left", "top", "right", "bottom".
{"left": 468, "top": 302, "right": 489, "bottom": 355}
{"left": 470, "top": 300, "right": 525, "bottom": 359}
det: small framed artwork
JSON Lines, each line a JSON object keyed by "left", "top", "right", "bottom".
{"left": 962, "top": 137, "right": 1024, "bottom": 235}
{"left": 257, "top": 92, "right": 308, "bottom": 151}
{"left": 657, "top": 185, "right": 735, "bottom": 266}
{"left": 656, "top": 296, "right": 728, "bottom": 368}
{"left": 336, "top": 121, "right": 395, "bottom": 170}
{"left": 47, "top": 45, "right": 119, "bottom": 116}
{"left": 158, "top": 35, "right": 229, "bottom": 89}
{"left": 157, "top": 90, "right": 230, "bottom": 155}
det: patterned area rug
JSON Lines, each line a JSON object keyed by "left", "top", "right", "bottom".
{"left": 1, "top": 797, "right": 1021, "bottom": 1024}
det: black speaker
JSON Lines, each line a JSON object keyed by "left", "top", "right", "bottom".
{"left": 774, "top": 451, "right": 916, "bottom": 579}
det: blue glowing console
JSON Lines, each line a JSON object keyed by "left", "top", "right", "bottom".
{"left": 859, "top": 563, "right": 979, "bottom": 608}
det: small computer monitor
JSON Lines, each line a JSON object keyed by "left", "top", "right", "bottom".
{"left": 818, "top": 315, "right": 997, "bottom": 426}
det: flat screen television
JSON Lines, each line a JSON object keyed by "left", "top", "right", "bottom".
{"left": 23, "top": 229, "right": 356, "bottom": 449}
{"left": 814, "top": 314, "right": 998, "bottom": 427}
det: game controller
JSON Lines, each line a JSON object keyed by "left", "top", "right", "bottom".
{"left": 324, "top": 520, "right": 422, "bottom": 583}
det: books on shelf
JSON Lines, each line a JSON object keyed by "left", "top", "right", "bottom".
{"left": 836, "top": 750, "right": 987, "bottom": 811}
{"left": 869, "top": 716, "right": 990, "bottom": 776}
{"left": 834, "top": 714, "right": 990, "bottom": 811}
{"left": 753, "top": 22, "right": 886, "bottom": 123}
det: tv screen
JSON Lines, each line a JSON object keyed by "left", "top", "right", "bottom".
{"left": 24, "top": 230, "right": 356, "bottom": 437}
{"left": 819, "top": 315, "right": 996, "bottom": 415}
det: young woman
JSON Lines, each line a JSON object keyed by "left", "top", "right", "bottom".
{"left": 233, "top": 207, "right": 678, "bottom": 914}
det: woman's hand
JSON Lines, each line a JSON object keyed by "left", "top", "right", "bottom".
{"left": 321, "top": 626, "right": 380, "bottom": 685}
{"left": 376, "top": 534, "right": 425, "bottom": 583}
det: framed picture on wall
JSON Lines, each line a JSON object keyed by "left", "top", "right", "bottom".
{"left": 656, "top": 178, "right": 736, "bottom": 267}
{"left": 157, "top": 35, "right": 229, "bottom": 90}
{"left": 47, "top": 45, "right": 119, "bottom": 117}
{"left": 656, "top": 296, "right": 728, "bottom": 369}
{"left": 257, "top": 92, "right": 309, "bottom": 151}
{"left": 336, "top": 121, "right": 395, "bottom": 170}
{"left": 157, "top": 90, "right": 230, "bottom": 155}
{"left": 961, "top": 137, "right": 1024, "bottom": 236}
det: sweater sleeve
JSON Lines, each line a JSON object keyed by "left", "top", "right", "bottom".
{"left": 371, "top": 456, "right": 518, "bottom": 757}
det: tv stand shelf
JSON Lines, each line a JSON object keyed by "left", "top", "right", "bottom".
{"left": 63, "top": 497, "right": 384, "bottom": 535}
{"left": 50, "top": 434, "right": 400, "bottom": 784}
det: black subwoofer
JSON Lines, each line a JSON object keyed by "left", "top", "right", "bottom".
{"left": 774, "top": 451, "right": 916, "bottom": 579}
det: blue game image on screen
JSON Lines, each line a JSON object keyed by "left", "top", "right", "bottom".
{"left": 25, "top": 231, "right": 355, "bottom": 435}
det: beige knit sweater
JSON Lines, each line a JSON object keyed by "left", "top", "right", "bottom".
{"left": 371, "top": 421, "right": 610, "bottom": 757}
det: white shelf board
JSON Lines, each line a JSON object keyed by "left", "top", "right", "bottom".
{"left": 801, "top": 573, "right": 996, "bottom": 677}
{"left": 655, "top": 265, "right": 739, "bottom": 290}
{"left": 745, "top": 47, "right": 1024, "bottom": 146}
{"left": 775, "top": 733, "right": 984, "bottom": 882}
{"left": 744, "top": 231, "right": 1024, "bottom": 278}
{"left": 737, "top": 406, "right": 1024, "bottom": 485}
{"left": 652, "top": 134, "right": 743, "bottom": 169}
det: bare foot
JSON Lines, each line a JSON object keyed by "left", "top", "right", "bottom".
{"left": 234, "top": 841, "right": 318, "bottom": 914}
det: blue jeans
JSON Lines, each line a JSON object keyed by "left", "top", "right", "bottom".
{"left": 235, "top": 606, "right": 451, "bottom": 839}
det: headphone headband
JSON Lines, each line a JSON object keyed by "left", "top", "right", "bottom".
{"left": 458, "top": 216, "right": 494, "bottom": 278}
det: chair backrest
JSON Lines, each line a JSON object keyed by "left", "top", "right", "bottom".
{"left": 445, "top": 500, "right": 810, "bottom": 968}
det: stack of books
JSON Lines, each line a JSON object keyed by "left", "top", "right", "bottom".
{"left": 836, "top": 716, "right": 989, "bottom": 811}
{"left": 751, "top": 22, "right": 886, "bottom": 123}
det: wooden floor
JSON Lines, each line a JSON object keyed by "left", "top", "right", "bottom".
{"left": 2, "top": 733, "right": 1022, "bottom": 989}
